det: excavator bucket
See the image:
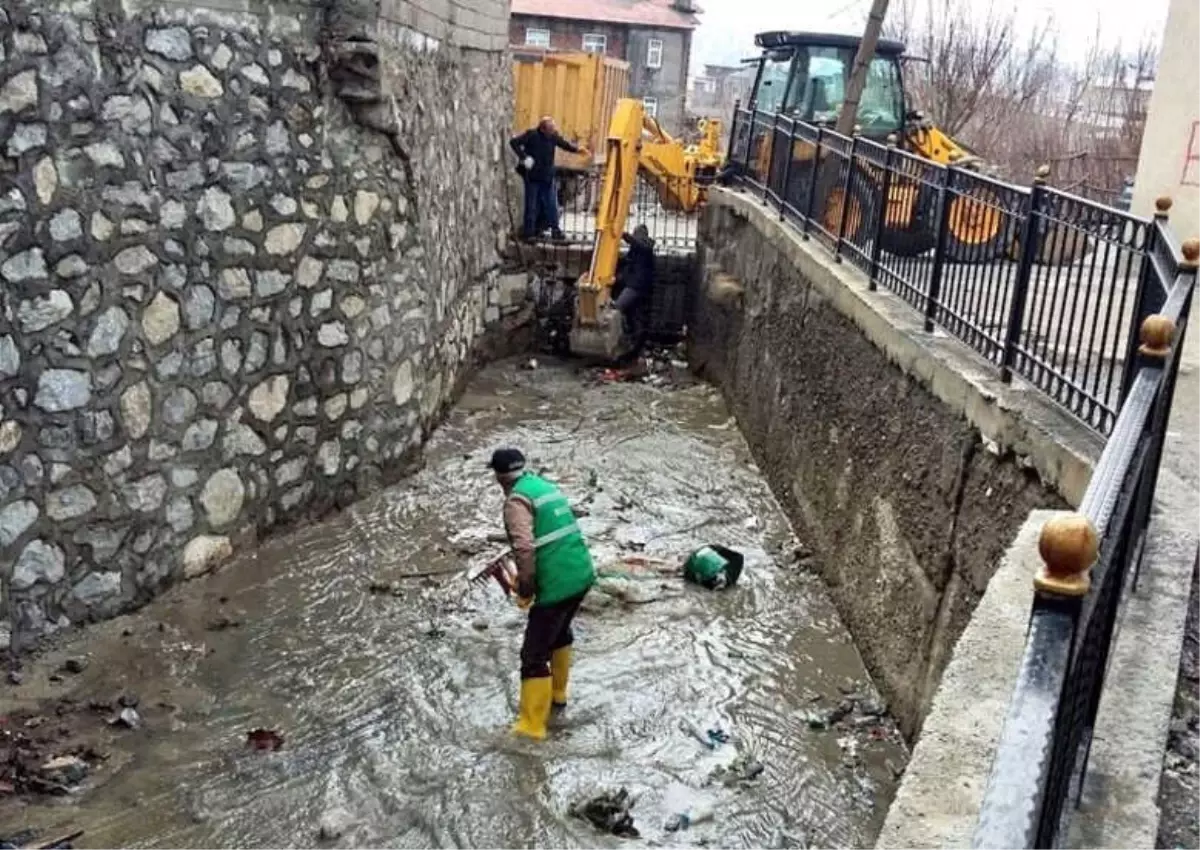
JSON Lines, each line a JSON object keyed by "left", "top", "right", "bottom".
{"left": 569, "top": 305, "right": 626, "bottom": 360}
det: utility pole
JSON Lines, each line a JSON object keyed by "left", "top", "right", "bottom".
{"left": 835, "top": 0, "right": 891, "bottom": 135}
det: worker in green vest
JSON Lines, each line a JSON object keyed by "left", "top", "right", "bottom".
{"left": 489, "top": 448, "right": 596, "bottom": 741}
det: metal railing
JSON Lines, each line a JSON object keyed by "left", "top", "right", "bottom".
{"left": 972, "top": 231, "right": 1197, "bottom": 848}
{"left": 726, "top": 103, "right": 1158, "bottom": 435}
{"left": 518, "top": 171, "right": 700, "bottom": 282}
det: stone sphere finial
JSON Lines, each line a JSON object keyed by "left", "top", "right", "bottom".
{"left": 1155, "top": 196, "right": 1173, "bottom": 218}
{"left": 1138, "top": 314, "right": 1176, "bottom": 358}
{"left": 1035, "top": 164, "right": 1051, "bottom": 182}
{"left": 886, "top": 133, "right": 898, "bottom": 146}
{"left": 1035, "top": 513, "right": 1098, "bottom": 597}
{"left": 1181, "top": 238, "right": 1199, "bottom": 270}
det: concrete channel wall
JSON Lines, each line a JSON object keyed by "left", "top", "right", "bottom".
{"left": 0, "top": 0, "right": 527, "bottom": 649}
{"left": 690, "top": 189, "right": 1104, "bottom": 742}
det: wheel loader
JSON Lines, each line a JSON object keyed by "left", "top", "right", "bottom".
{"left": 734, "top": 30, "right": 1009, "bottom": 263}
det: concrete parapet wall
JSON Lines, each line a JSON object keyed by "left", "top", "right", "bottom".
{"left": 690, "top": 188, "right": 1100, "bottom": 740}
{"left": 0, "top": 0, "right": 519, "bottom": 648}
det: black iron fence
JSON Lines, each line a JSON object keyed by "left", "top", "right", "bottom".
{"left": 727, "top": 104, "right": 1159, "bottom": 435}
{"left": 972, "top": 230, "right": 1196, "bottom": 848}
{"left": 515, "top": 171, "right": 700, "bottom": 282}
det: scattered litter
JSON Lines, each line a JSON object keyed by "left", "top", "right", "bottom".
{"left": 664, "top": 801, "right": 714, "bottom": 832}
{"left": 109, "top": 707, "right": 141, "bottom": 730}
{"left": 569, "top": 788, "right": 639, "bottom": 838}
{"left": 205, "top": 615, "right": 241, "bottom": 632}
{"left": 709, "top": 753, "right": 765, "bottom": 786}
{"left": 6, "top": 671, "right": 22, "bottom": 686}
{"left": 520, "top": 357, "right": 539, "bottom": 370}
{"left": 38, "top": 755, "right": 88, "bottom": 786}
{"left": 802, "top": 693, "right": 888, "bottom": 731}
{"left": 682, "top": 545, "right": 744, "bottom": 590}
{"left": 0, "top": 830, "right": 85, "bottom": 850}
{"left": 246, "top": 729, "right": 284, "bottom": 751}
{"left": 367, "top": 580, "right": 404, "bottom": 597}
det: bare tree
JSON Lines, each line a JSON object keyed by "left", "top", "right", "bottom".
{"left": 885, "top": 0, "right": 1156, "bottom": 200}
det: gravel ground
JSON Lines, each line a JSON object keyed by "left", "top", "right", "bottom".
{"left": 1156, "top": 561, "right": 1199, "bottom": 850}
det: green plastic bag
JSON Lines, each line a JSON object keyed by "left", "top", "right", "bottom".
{"left": 683, "top": 544, "right": 744, "bottom": 590}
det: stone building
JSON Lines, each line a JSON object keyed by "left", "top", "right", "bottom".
{"left": 1130, "top": 0, "right": 1199, "bottom": 238}
{"left": 0, "top": 0, "right": 525, "bottom": 647}
{"left": 509, "top": 0, "right": 701, "bottom": 134}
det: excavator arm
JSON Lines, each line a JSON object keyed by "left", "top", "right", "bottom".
{"left": 569, "top": 98, "right": 723, "bottom": 359}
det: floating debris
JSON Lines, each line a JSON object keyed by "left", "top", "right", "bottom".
{"left": 59, "top": 659, "right": 87, "bottom": 675}
{"left": 709, "top": 753, "right": 765, "bottom": 787}
{"left": 246, "top": 728, "right": 284, "bottom": 751}
{"left": 205, "top": 615, "right": 241, "bottom": 632}
{"left": 568, "top": 788, "right": 639, "bottom": 838}
{"left": 107, "top": 707, "right": 142, "bottom": 730}
{"left": 664, "top": 801, "right": 714, "bottom": 832}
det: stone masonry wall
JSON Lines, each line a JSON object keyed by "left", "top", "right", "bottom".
{"left": 0, "top": 0, "right": 525, "bottom": 649}
{"left": 690, "top": 194, "right": 1072, "bottom": 740}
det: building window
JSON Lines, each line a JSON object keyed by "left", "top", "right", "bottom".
{"left": 524, "top": 28, "right": 550, "bottom": 47}
{"left": 647, "top": 38, "right": 663, "bottom": 69}
{"left": 642, "top": 97, "right": 658, "bottom": 118}
{"left": 582, "top": 33, "right": 607, "bottom": 54}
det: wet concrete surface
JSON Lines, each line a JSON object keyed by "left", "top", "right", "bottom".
{"left": 1, "top": 358, "right": 906, "bottom": 849}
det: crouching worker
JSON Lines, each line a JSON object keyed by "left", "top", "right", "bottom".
{"left": 489, "top": 448, "right": 596, "bottom": 740}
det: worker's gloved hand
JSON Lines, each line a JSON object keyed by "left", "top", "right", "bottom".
{"left": 522, "top": 156, "right": 534, "bottom": 171}
{"left": 517, "top": 578, "right": 535, "bottom": 600}
{"left": 515, "top": 595, "right": 533, "bottom": 611}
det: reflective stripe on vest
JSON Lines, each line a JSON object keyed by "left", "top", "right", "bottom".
{"left": 534, "top": 520, "right": 582, "bottom": 549}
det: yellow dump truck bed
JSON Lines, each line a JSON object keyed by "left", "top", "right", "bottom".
{"left": 512, "top": 49, "right": 630, "bottom": 173}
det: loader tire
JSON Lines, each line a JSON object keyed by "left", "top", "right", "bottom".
{"left": 943, "top": 189, "right": 1009, "bottom": 263}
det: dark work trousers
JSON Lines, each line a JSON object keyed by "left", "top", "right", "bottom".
{"left": 520, "top": 591, "right": 587, "bottom": 679}
{"left": 522, "top": 178, "right": 560, "bottom": 239}
{"left": 613, "top": 286, "right": 648, "bottom": 358}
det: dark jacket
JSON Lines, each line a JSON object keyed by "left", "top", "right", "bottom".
{"left": 617, "top": 232, "right": 656, "bottom": 297}
{"left": 510, "top": 128, "right": 581, "bottom": 184}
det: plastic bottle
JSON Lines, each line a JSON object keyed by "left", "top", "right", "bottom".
{"left": 664, "top": 802, "right": 715, "bottom": 832}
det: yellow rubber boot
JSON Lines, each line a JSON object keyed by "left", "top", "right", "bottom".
{"left": 511, "top": 676, "right": 552, "bottom": 741}
{"left": 550, "top": 647, "right": 572, "bottom": 708}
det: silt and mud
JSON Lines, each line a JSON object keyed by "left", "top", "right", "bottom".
{"left": 2, "top": 359, "right": 907, "bottom": 848}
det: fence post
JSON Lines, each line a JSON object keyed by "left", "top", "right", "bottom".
{"left": 802, "top": 127, "right": 823, "bottom": 238}
{"left": 1119, "top": 197, "right": 1173, "bottom": 404}
{"left": 999, "top": 165, "right": 1049, "bottom": 383}
{"left": 728, "top": 98, "right": 741, "bottom": 170}
{"left": 779, "top": 118, "right": 793, "bottom": 222}
{"left": 834, "top": 128, "right": 860, "bottom": 263}
{"left": 868, "top": 135, "right": 897, "bottom": 290}
{"left": 764, "top": 111, "right": 781, "bottom": 204}
{"left": 924, "top": 165, "right": 954, "bottom": 332}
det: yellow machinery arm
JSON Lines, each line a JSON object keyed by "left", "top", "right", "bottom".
{"left": 573, "top": 98, "right": 723, "bottom": 349}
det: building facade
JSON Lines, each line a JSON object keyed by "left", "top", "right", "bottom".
{"left": 1131, "top": 0, "right": 1199, "bottom": 239}
{"left": 509, "top": 0, "right": 699, "bottom": 133}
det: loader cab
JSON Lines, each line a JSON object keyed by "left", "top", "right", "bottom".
{"left": 744, "top": 31, "right": 907, "bottom": 141}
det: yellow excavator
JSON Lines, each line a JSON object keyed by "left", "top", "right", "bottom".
{"left": 567, "top": 30, "right": 1006, "bottom": 359}
{"left": 568, "top": 100, "right": 724, "bottom": 359}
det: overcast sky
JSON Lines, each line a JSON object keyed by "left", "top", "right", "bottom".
{"left": 690, "top": 0, "right": 1170, "bottom": 71}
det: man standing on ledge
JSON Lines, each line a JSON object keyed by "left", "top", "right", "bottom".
{"left": 489, "top": 448, "right": 595, "bottom": 740}
{"left": 510, "top": 116, "right": 589, "bottom": 242}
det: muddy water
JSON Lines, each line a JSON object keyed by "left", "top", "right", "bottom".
{"left": 4, "top": 359, "right": 906, "bottom": 848}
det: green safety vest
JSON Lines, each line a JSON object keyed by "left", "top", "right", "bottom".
{"left": 510, "top": 473, "right": 595, "bottom": 605}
